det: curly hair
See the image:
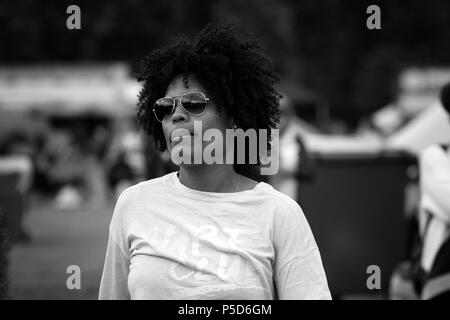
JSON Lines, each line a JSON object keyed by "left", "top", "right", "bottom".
{"left": 136, "top": 23, "right": 281, "bottom": 179}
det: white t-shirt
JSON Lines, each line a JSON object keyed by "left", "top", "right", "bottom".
{"left": 419, "top": 144, "right": 450, "bottom": 272}
{"left": 98, "top": 171, "right": 331, "bottom": 300}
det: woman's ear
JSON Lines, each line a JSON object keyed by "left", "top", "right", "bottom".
{"left": 224, "top": 116, "right": 232, "bottom": 129}
{"left": 229, "top": 116, "right": 237, "bottom": 129}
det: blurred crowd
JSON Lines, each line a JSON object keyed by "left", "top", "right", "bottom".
{"left": 0, "top": 113, "right": 150, "bottom": 241}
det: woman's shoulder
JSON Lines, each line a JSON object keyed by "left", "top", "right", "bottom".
{"left": 256, "top": 181, "right": 304, "bottom": 217}
{"left": 110, "top": 172, "right": 176, "bottom": 226}
{"left": 117, "top": 171, "right": 175, "bottom": 202}
{"left": 256, "top": 183, "right": 312, "bottom": 238}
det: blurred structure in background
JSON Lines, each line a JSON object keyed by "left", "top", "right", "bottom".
{"left": 269, "top": 93, "right": 317, "bottom": 202}
{"left": 383, "top": 68, "right": 450, "bottom": 154}
{"left": 0, "top": 64, "right": 142, "bottom": 208}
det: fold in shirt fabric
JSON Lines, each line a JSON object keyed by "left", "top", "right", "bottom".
{"left": 99, "top": 171, "right": 331, "bottom": 300}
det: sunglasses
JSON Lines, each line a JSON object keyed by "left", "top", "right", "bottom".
{"left": 153, "top": 92, "right": 210, "bottom": 122}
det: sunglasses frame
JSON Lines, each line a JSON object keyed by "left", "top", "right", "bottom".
{"left": 153, "top": 92, "right": 210, "bottom": 122}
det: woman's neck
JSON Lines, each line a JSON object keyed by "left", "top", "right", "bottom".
{"left": 178, "top": 165, "right": 238, "bottom": 193}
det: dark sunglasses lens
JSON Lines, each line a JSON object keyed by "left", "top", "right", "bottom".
{"left": 181, "top": 93, "right": 207, "bottom": 115}
{"left": 154, "top": 98, "right": 174, "bottom": 121}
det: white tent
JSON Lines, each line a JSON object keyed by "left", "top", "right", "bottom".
{"left": 0, "top": 64, "right": 134, "bottom": 116}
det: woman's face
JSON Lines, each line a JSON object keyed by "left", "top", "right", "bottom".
{"left": 161, "top": 74, "right": 233, "bottom": 166}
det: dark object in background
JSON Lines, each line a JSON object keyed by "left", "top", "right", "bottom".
{"left": 440, "top": 82, "right": 450, "bottom": 113}
{"left": 422, "top": 234, "right": 450, "bottom": 300}
{"left": 0, "top": 173, "right": 23, "bottom": 244}
{"left": 0, "top": 202, "right": 10, "bottom": 300}
{"left": 107, "top": 152, "right": 135, "bottom": 191}
{"left": 298, "top": 151, "right": 416, "bottom": 297}
{"left": 295, "top": 135, "right": 315, "bottom": 183}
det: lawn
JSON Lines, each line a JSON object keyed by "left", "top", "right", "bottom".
{"left": 9, "top": 198, "right": 113, "bottom": 300}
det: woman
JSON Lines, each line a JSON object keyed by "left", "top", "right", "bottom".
{"left": 99, "top": 23, "right": 331, "bottom": 300}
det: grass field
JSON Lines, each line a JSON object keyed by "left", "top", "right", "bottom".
{"left": 9, "top": 197, "right": 114, "bottom": 300}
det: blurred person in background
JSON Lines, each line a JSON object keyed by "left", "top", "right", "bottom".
{"left": 72, "top": 122, "right": 111, "bottom": 209}
{"left": 389, "top": 83, "right": 450, "bottom": 300}
{"left": 33, "top": 130, "right": 66, "bottom": 196}
{"left": 418, "top": 82, "right": 450, "bottom": 300}
{"left": 36, "top": 122, "right": 109, "bottom": 210}
{"left": 0, "top": 132, "right": 34, "bottom": 242}
{"left": 99, "top": 23, "right": 331, "bottom": 300}
{"left": 107, "top": 151, "right": 135, "bottom": 200}
{"left": 269, "top": 94, "right": 314, "bottom": 202}
{"left": 45, "top": 129, "right": 84, "bottom": 209}
{"left": 106, "top": 119, "right": 145, "bottom": 199}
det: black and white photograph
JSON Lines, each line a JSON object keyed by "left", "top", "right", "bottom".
{"left": 0, "top": 0, "right": 450, "bottom": 305}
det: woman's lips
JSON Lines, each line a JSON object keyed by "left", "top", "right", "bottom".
{"left": 170, "top": 129, "right": 194, "bottom": 144}
{"left": 171, "top": 134, "right": 192, "bottom": 143}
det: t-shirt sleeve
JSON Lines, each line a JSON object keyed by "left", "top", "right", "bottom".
{"left": 273, "top": 200, "right": 331, "bottom": 300}
{"left": 98, "top": 191, "right": 131, "bottom": 300}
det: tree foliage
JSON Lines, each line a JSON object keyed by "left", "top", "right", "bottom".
{"left": 1, "top": 0, "right": 449, "bottom": 124}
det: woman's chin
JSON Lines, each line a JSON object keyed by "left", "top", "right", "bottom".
{"left": 170, "top": 145, "right": 200, "bottom": 166}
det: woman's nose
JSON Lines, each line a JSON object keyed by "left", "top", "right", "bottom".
{"left": 171, "top": 99, "right": 188, "bottom": 123}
